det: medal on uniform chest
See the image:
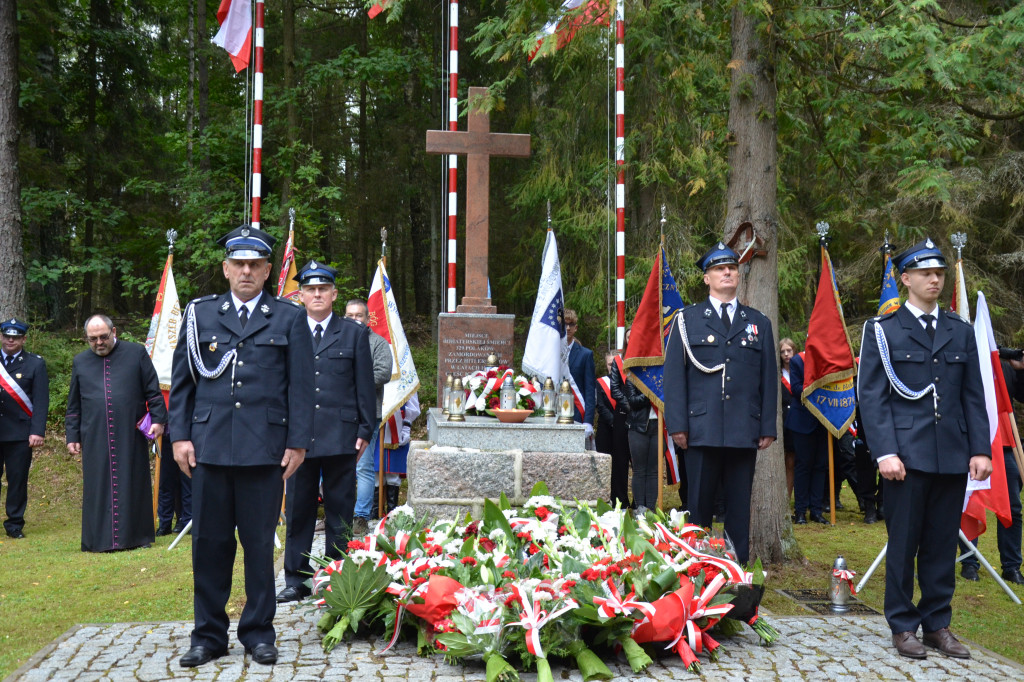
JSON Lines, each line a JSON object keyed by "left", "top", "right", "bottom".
{"left": 15, "top": 373, "right": 22, "bottom": 379}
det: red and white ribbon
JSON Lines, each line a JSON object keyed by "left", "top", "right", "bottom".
{"left": 833, "top": 568, "right": 857, "bottom": 596}
{"left": 0, "top": 363, "right": 32, "bottom": 416}
{"left": 507, "top": 584, "right": 578, "bottom": 658}
{"left": 654, "top": 522, "right": 750, "bottom": 584}
{"left": 593, "top": 579, "right": 656, "bottom": 621}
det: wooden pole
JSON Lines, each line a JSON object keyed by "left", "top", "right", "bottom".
{"left": 827, "top": 434, "right": 836, "bottom": 525}
{"left": 377, "top": 425, "right": 386, "bottom": 518}
{"left": 152, "top": 438, "right": 161, "bottom": 522}
{"left": 1008, "top": 414, "right": 1024, "bottom": 486}
{"left": 657, "top": 411, "right": 665, "bottom": 511}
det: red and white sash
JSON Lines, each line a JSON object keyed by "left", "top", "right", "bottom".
{"left": 0, "top": 360, "right": 32, "bottom": 416}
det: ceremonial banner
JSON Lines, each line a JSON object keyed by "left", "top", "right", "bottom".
{"left": 951, "top": 254, "right": 970, "bottom": 321}
{"left": 367, "top": 259, "right": 419, "bottom": 425}
{"left": 961, "top": 292, "right": 1013, "bottom": 537}
{"left": 529, "top": 0, "right": 612, "bottom": 61}
{"left": 144, "top": 253, "right": 181, "bottom": 398}
{"left": 522, "top": 230, "right": 584, "bottom": 414}
{"left": 877, "top": 249, "right": 900, "bottom": 315}
{"left": 801, "top": 244, "right": 857, "bottom": 438}
{"left": 623, "top": 246, "right": 685, "bottom": 485}
{"left": 212, "top": 0, "right": 252, "bottom": 72}
{"left": 276, "top": 228, "right": 299, "bottom": 301}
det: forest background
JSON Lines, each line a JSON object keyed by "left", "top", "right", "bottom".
{"left": 2, "top": 0, "right": 1023, "bottom": 352}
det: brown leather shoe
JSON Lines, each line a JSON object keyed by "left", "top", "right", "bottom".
{"left": 922, "top": 628, "right": 970, "bottom": 659}
{"left": 891, "top": 631, "right": 926, "bottom": 659}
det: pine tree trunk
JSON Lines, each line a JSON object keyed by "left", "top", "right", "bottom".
{"left": 0, "top": 0, "right": 23, "bottom": 319}
{"left": 724, "top": 5, "right": 797, "bottom": 565}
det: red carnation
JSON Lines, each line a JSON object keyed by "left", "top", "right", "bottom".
{"left": 461, "top": 557, "right": 478, "bottom": 566}
{"left": 534, "top": 506, "right": 551, "bottom": 521}
{"left": 479, "top": 537, "right": 496, "bottom": 552}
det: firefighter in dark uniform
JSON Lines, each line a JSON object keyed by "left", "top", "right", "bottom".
{"left": 0, "top": 318, "right": 49, "bottom": 539}
{"left": 276, "top": 260, "right": 376, "bottom": 604}
{"left": 170, "top": 225, "right": 314, "bottom": 667}
{"left": 857, "top": 238, "right": 990, "bottom": 660}
{"left": 663, "top": 243, "right": 777, "bottom": 565}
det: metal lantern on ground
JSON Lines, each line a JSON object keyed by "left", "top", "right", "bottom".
{"left": 542, "top": 377, "right": 557, "bottom": 417}
{"left": 830, "top": 555, "right": 850, "bottom": 612}
{"left": 557, "top": 379, "right": 575, "bottom": 424}
{"left": 442, "top": 374, "right": 454, "bottom": 415}
{"left": 448, "top": 378, "right": 467, "bottom": 422}
{"left": 499, "top": 375, "right": 516, "bottom": 410}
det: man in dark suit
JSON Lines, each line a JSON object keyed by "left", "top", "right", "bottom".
{"left": 276, "top": 260, "right": 376, "bottom": 603}
{"left": 663, "top": 243, "right": 777, "bottom": 565}
{"left": 0, "top": 318, "right": 48, "bottom": 539}
{"left": 858, "top": 238, "right": 990, "bottom": 660}
{"left": 564, "top": 308, "right": 596, "bottom": 444}
{"left": 786, "top": 350, "right": 829, "bottom": 524}
{"left": 170, "top": 225, "right": 314, "bottom": 667}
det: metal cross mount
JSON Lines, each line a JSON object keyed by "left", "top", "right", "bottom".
{"left": 726, "top": 221, "right": 768, "bottom": 266}
{"left": 951, "top": 232, "right": 967, "bottom": 260}
{"left": 166, "top": 228, "right": 178, "bottom": 253}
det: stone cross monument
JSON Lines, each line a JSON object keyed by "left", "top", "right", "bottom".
{"left": 426, "top": 87, "right": 531, "bottom": 396}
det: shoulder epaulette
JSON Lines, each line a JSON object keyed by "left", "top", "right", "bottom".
{"left": 189, "top": 294, "right": 219, "bottom": 305}
{"left": 276, "top": 295, "right": 302, "bottom": 307}
{"left": 872, "top": 311, "right": 897, "bottom": 322}
{"left": 946, "top": 310, "right": 970, "bottom": 325}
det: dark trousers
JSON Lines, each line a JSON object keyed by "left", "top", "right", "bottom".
{"left": 883, "top": 469, "right": 967, "bottom": 634}
{"left": 827, "top": 433, "right": 859, "bottom": 506}
{"left": 628, "top": 422, "right": 661, "bottom": 509}
{"left": 793, "top": 427, "right": 828, "bottom": 517}
{"left": 962, "top": 449, "right": 1023, "bottom": 572}
{"left": 157, "top": 439, "right": 191, "bottom": 527}
{"left": 685, "top": 446, "right": 757, "bottom": 565}
{"left": 191, "top": 463, "right": 283, "bottom": 652}
{"left": 853, "top": 438, "right": 882, "bottom": 511}
{"left": 0, "top": 440, "right": 31, "bottom": 533}
{"left": 608, "top": 412, "right": 631, "bottom": 508}
{"left": 284, "top": 454, "right": 356, "bottom": 588}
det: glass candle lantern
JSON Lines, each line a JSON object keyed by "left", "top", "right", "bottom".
{"left": 442, "top": 374, "right": 454, "bottom": 414}
{"left": 542, "top": 377, "right": 556, "bottom": 417}
{"left": 499, "top": 375, "right": 517, "bottom": 410}
{"left": 557, "top": 379, "right": 575, "bottom": 424}
{"left": 448, "top": 378, "right": 467, "bottom": 422}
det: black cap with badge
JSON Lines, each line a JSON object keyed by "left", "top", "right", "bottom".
{"left": 696, "top": 242, "right": 740, "bottom": 272}
{"left": 293, "top": 260, "right": 338, "bottom": 287}
{"left": 893, "top": 238, "right": 948, "bottom": 274}
{"left": 1, "top": 318, "right": 28, "bottom": 337}
{"left": 216, "top": 224, "right": 276, "bottom": 260}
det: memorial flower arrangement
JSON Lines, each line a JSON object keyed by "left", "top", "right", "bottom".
{"left": 311, "top": 485, "right": 777, "bottom": 681}
{"left": 461, "top": 366, "right": 540, "bottom": 415}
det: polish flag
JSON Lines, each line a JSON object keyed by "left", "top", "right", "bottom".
{"left": 961, "top": 291, "right": 1013, "bottom": 538}
{"left": 529, "top": 0, "right": 612, "bottom": 62}
{"left": 368, "top": 1, "right": 390, "bottom": 19}
{"left": 212, "top": 0, "right": 252, "bottom": 72}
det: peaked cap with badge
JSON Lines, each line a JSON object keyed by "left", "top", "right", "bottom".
{"left": 293, "top": 260, "right": 337, "bottom": 287}
{"left": 1, "top": 318, "right": 28, "bottom": 337}
{"left": 893, "top": 238, "right": 948, "bottom": 273}
{"left": 696, "top": 242, "right": 739, "bottom": 272}
{"left": 217, "top": 224, "right": 276, "bottom": 260}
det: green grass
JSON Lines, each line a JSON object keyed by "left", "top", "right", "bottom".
{"left": 0, "top": 437, "right": 256, "bottom": 678}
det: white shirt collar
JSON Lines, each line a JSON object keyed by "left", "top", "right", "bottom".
{"left": 231, "top": 291, "right": 263, "bottom": 315}
{"left": 308, "top": 313, "right": 332, "bottom": 334}
{"left": 708, "top": 295, "right": 737, "bottom": 315}
{"left": 904, "top": 301, "right": 939, "bottom": 320}
{"left": 2, "top": 350, "right": 19, "bottom": 363}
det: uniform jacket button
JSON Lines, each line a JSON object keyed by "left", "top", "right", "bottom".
{"left": 235, "top": 402, "right": 242, "bottom": 408}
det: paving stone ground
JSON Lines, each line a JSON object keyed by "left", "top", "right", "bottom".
{"left": 7, "top": 531, "right": 1023, "bottom": 682}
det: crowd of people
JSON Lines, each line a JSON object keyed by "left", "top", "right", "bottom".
{"left": 2, "top": 231, "right": 1023, "bottom": 665}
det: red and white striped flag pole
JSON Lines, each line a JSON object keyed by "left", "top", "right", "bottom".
{"left": 614, "top": 2, "right": 626, "bottom": 350}
{"left": 250, "top": 0, "right": 265, "bottom": 228}
{"left": 446, "top": 0, "right": 459, "bottom": 312}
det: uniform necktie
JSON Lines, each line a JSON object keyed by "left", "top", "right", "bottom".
{"left": 313, "top": 323, "right": 323, "bottom": 347}
{"left": 4, "top": 355, "right": 12, "bottom": 370}
{"left": 239, "top": 306, "right": 249, "bottom": 329}
{"left": 720, "top": 302, "right": 731, "bottom": 329}
{"left": 921, "top": 313, "right": 935, "bottom": 340}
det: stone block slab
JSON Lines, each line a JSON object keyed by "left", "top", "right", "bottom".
{"left": 520, "top": 451, "right": 610, "bottom": 502}
{"left": 407, "top": 447, "right": 517, "bottom": 501}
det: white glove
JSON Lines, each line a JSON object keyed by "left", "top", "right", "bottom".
{"left": 400, "top": 424, "right": 412, "bottom": 444}
{"left": 584, "top": 423, "right": 594, "bottom": 438}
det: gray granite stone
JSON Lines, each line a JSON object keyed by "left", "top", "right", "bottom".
{"left": 427, "top": 409, "right": 586, "bottom": 453}
{"left": 408, "top": 446, "right": 517, "bottom": 501}
{"left": 520, "top": 450, "right": 610, "bottom": 502}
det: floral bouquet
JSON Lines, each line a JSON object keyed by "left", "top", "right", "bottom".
{"left": 461, "top": 366, "right": 540, "bottom": 415}
{"left": 310, "top": 485, "right": 779, "bottom": 680}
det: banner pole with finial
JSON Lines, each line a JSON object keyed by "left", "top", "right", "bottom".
{"left": 152, "top": 228, "right": 178, "bottom": 522}
{"left": 814, "top": 220, "right": 838, "bottom": 525}
{"left": 377, "top": 225, "right": 389, "bottom": 519}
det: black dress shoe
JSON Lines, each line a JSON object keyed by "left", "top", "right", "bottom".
{"left": 172, "top": 520, "right": 190, "bottom": 534}
{"left": 961, "top": 564, "right": 980, "bottom": 581}
{"left": 156, "top": 524, "right": 172, "bottom": 537}
{"left": 179, "top": 645, "right": 226, "bottom": 667}
{"left": 863, "top": 508, "right": 879, "bottom": 525}
{"left": 810, "top": 513, "right": 830, "bottom": 524}
{"left": 276, "top": 585, "right": 311, "bottom": 603}
{"left": 792, "top": 514, "right": 807, "bottom": 525}
{"left": 5, "top": 528, "right": 25, "bottom": 539}
{"left": 1001, "top": 568, "right": 1024, "bottom": 585}
{"left": 246, "top": 642, "right": 278, "bottom": 665}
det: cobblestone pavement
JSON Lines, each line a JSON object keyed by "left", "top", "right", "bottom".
{"left": 7, "top": 531, "right": 1023, "bottom": 681}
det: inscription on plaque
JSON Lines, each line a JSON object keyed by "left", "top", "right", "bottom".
{"left": 437, "top": 313, "right": 515, "bottom": 399}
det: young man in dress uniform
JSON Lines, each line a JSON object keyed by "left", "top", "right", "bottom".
{"left": 0, "top": 318, "right": 48, "bottom": 539}
{"left": 276, "top": 260, "right": 376, "bottom": 603}
{"left": 170, "top": 225, "right": 314, "bottom": 667}
{"left": 663, "top": 243, "right": 777, "bottom": 565}
{"left": 857, "top": 238, "right": 991, "bottom": 660}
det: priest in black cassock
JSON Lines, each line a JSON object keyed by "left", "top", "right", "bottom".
{"left": 66, "top": 314, "right": 166, "bottom": 552}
